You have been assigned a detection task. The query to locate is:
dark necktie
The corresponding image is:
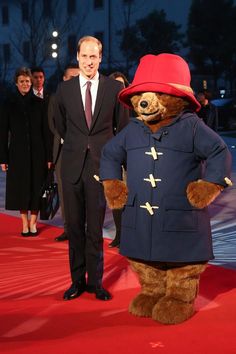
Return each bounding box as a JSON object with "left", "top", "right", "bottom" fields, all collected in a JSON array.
[{"left": 85, "top": 81, "right": 92, "bottom": 128}]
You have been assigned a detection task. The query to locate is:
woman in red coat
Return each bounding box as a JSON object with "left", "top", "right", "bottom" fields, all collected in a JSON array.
[{"left": 0, "top": 67, "right": 53, "bottom": 236}]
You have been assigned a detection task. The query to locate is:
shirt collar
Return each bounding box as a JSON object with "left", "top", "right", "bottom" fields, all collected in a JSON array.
[
  {"left": 80, "top": 71, "right": 99, "bottom": 86},
  {"left": 33, "top": 87, "right": 43, "bottom": 94}
]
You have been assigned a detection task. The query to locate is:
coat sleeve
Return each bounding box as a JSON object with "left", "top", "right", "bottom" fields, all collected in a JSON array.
[
  {"left": 47, "top": 94, "right": 57, "bottom": 136},
  {"left": 194, "top": 119, "right": 232, "bottom": 187},
  {"left": 54, "top": 83, "right": 67, "bottom": 140},
  {"left": 99, "top": 126, "right": 128, "bottom": 180},
  {"left": 0, "top": 101, "right": 9, "bottom": 163},
  {"left": 42, "top": 101, "right": 53, "bottom": 162}
]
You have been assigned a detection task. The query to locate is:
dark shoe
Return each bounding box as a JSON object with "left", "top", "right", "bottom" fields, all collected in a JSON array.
[
  {"left": 55, "top": 232, "right": 68, "bottom": 242},
  {"left": 63, "top": 281, "right": 86, "bottom": 301},
  {"left": 108, "top": 238, "right": 120, "bottom": 248},
  {"left": 30, "top": 230, "right": 38, "bottom": 237},
  {"left": 21, "top": 231, "right": 30, "bottom": 237},
  {"left": 87, "top": 285, "right": 112, "bottom": 301}
]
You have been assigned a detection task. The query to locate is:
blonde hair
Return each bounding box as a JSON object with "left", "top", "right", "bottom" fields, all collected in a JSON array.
[{"left": 77, "top": 36, "right": 102, "bottom": 55}]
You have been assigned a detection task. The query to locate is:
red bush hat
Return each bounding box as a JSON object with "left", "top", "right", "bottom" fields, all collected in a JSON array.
[{"left": 119, "top": 53, "right": 201, "bottom": 111}]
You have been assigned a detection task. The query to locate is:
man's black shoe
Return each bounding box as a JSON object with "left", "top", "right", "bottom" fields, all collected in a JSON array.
[
  {"left": 63, "top": 281, "right": 86, "bottom": 300},
  {"left": 86, "top": 285, "right": 112, "bottom": 301},
  {"left": 108, "top": 238, "right": 120, "bottom": 248},
  {"left": 55, "top": 232, "right": 68, "bottom": 242}
]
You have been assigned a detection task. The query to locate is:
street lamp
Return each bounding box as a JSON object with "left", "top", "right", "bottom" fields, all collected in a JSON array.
[{"left": 51, "top": 30, "right": 59, "bottom": 58}]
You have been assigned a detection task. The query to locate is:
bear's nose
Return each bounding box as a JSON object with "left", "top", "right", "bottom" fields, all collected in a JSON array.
[{"left": 140, "top": 100, "right": 148, "bottom": 108}]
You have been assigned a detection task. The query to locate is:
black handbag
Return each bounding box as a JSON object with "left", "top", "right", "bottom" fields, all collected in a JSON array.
[{"left": 40, "top": 169, "right": 60, "bottom": 220}]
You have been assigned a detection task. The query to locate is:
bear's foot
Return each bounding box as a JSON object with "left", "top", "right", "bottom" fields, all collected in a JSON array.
[
  {"left": 129, "top": 293, "right": 162, "bottom": 318},
  {"left": 152, "top": 296, "right": 195, "bottom": 325}
]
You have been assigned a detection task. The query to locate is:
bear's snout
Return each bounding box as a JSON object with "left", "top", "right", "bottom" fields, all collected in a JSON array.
[{"left": 140, "top": 100, "right": 148, "bottom": 108}]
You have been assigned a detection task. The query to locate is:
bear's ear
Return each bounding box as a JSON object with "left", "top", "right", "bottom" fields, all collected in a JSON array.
[
  {"left": 159, "top": 95, "right": 191, "bottom": 118},
  {"left": 131, "top": 95, "right": 141, "bottom": 110}
]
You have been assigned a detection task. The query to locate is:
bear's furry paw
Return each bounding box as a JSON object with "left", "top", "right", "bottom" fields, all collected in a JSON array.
[
  {"left": 129, "top": 293, "right": 162, "bottom": 318},
  {"left": 187, "top": 179, "right": 223, "bottom": 209},
  {"left": 103, "top": 179, "right": 128, "bottom": 209},
  {"left": 152, "top": 297, "right": 195, "bottom": 325}
]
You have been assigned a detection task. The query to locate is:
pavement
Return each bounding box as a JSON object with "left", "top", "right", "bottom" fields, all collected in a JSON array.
[{"left": 0, "top": 131, "right": 235, "bottom": 269}]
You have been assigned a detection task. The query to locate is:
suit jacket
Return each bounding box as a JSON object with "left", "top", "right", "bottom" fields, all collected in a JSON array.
[
  {"left": 54, "top": 74, "right": 129, "bottom": 183},
  {"left": 198, "top": 102, "right": 218, "bottom": 131}
]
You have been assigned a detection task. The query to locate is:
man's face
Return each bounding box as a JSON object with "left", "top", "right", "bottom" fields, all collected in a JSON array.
[
  {"left": 63, "top": 68, "right": 80, "bottom": 81},
  {"left": 32, "top": 71, "right": 45, "bottom": 90},
  {"left": 197, "top": 93, "right": 206, "bottom": 106},
  {"left": 77, "top": 40, "right": 101, "bottom": 80}
]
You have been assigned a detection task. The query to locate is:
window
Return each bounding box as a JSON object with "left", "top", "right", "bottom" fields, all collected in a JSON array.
[
  {"left": 94, "top": 31, "right": 104, "bottom": 44},
  {"left": 21, "top": 2, "right": 29, "bottom": 22},
  {"left": 94, "top": 0, "right": 103, "bottom": 9},
  {"left": 43, "top": 0, "right": 51, "bottom": 17},
  {"left": 67, "top": 0, "right": 76, "bottom": 14},
  {"left": 23, "top": 41, "right": 30, "bottom": 61},
  {"left": 2, "top": 5, "right": 9, "bottom": 25},
  {"left": 68, "top": 34, "right": 77, "bottom": 58},
  {"left": 3, "top": 43, "right": 10, "bottom": 62}
]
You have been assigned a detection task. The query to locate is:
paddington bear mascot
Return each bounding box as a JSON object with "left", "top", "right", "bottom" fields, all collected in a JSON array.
[{"left": 99, "top": 53, "right": 232, "bottom": 324}]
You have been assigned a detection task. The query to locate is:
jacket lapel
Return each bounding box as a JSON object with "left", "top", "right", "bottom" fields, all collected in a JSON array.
[
  {"left": 73, "top": 76, "right": 89, "bottom": 132},
  {"left": 90, "top": 74, "right": 106, "bottom": 130}
]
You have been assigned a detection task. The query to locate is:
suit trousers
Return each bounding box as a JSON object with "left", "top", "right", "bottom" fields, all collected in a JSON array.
[{"left": 62, "top": 151, "right": 106, "bottom": 287}]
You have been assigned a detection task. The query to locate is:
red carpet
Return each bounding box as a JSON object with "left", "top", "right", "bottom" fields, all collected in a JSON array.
[{"left": 0, "top": 213, "right": 236, "bottom": 354}]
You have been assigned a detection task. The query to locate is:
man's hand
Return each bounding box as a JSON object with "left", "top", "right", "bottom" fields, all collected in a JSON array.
[
  {"left": 47, "top": 162, "right": 54, "bottom": 169},
  {"left": 1, "top": 164, "right": 8, "bottom": 172}
]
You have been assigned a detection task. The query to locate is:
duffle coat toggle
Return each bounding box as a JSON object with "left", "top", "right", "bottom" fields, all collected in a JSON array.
[
  {"left": 145, "top": 146, "right": 163, "bottom": 160},
  {"left": 143, "top": 174, "right": 161, "bottom": 187},
  {"left": 140, "top": 202, "right": 159, "bottom": 215}
]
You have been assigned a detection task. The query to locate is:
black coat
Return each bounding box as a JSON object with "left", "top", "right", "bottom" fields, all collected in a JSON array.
[{"left": 0, "top": 91, "right": 53, "bottom": 210}]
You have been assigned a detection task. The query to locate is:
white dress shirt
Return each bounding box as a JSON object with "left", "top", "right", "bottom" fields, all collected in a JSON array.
[
  {"left": 33, "top": 87, "right": 44, "bottom": 99},
  {"left": 79, "top": 72, "right": 99, "bottom": 115}
]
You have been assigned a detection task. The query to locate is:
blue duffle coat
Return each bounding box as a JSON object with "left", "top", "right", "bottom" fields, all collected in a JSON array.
[{"left": 100, "top": 113, "right": 232, "bottom": 262}]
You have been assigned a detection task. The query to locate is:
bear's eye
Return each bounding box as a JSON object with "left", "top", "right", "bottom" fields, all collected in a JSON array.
[{"left": 140, "top": 100, "right": 148, "bottom": 108}]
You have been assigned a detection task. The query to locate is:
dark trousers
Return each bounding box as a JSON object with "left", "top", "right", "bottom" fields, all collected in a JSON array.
[
  {"left": 112, "top": 209, "right": 122, "bottom": 242},
  {"left": 62, "top": 152, "right": 106, "bottom": 287}
]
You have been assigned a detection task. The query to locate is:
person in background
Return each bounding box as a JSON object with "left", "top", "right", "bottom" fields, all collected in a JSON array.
[
  {"left": 0, "top": 67, "right": 53, "bottom": 236},
  {"left": 109, "top": 71, "right": 129, "bottom": 88},
  {"left": 31, "top": 66, "right": 50, "bottom": 104},
  {"left": 196, "top": 90, "right": 218, "bottom": 131},
  {"left": 48, "top": 64, "right": 80, "bottom": 242},
  {"left": 54, "top": 36, "right": 129, "bottom": 302},
  {"left": 108, "top": 71, "right": 130, "bottom": 248}
]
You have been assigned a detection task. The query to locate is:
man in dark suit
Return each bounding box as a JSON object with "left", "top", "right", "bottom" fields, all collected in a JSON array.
[
  {"left": 31, "top": 66, "right": 50, "bottom": 104},
  {"left": 54, "top": 36, "right": 129, "bottom": 301},
  {"left": 196, "top": 91, "right": 218, "bottom": 131},
  {"left": 48, "top": 65, "right": 80, "bottom": 242}
]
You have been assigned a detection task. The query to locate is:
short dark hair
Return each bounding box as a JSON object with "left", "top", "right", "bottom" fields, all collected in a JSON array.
[
  {"left": 64, "top": 63, "right": 79, "bottom": 74},
  {"left": 109, "top": 71, "right": 129, "bottom": 88},
  {"left": 197, "top": 90, "right": 212, "bottom": 100},
  {"left": 14, "top": 67, "right": 32, "bottom": 83},
  {"left": 31, "top": 66, "right": 45, "bottom": 75}
]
